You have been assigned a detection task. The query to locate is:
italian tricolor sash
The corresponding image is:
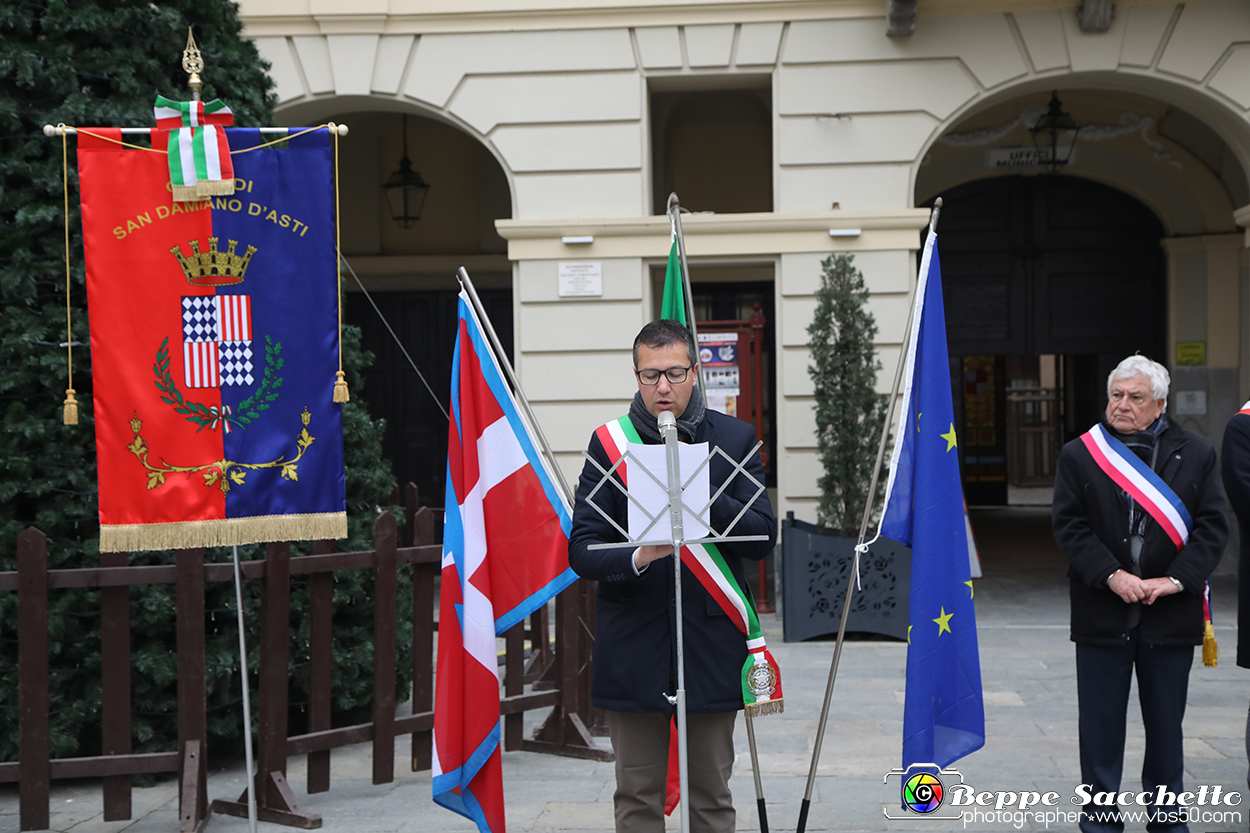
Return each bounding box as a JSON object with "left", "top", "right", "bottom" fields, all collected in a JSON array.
[
  {"left": 1079, "top": 423, "right": 1193, "bottom": 550},
  {"left": 154, "top": 96, "right": 236, "bottom": 201},
  {"left": 594, "top": 415, "right": 783, "bottom": 715}
]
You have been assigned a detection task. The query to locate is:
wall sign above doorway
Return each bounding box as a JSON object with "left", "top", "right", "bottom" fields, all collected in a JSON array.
[{"left": 985, "top": 146, "right": 1081, "bottom": 170}]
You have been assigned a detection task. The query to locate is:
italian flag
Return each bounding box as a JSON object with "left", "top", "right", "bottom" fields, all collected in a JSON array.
[{"left": 660, "top": 218, "right": 687, "bottom": 323}]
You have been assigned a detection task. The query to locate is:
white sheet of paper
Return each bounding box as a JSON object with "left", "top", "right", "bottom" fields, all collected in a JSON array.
[{"left": 626, "top": 442, "right": 711, "bottom": 543}]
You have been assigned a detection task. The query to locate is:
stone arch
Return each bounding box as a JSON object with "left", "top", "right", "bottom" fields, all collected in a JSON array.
[
  {"left": 912, "top": 69, "right": 1250, "bottom": 449},
  {"left": 263, "top": 91, "right": 518, "bottom": 500},
  {"left": 912, "top": 72, "right": 1250, "bottom": 237},
  {"left": 272, "top": 95, "right": 518, "bottom": 222}
]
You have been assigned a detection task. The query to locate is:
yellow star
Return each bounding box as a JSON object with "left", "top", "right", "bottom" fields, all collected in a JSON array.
[
  {"left": 965, "top": 580, "right": 974, "bottom": 598},
  {"left": 941, "top": 423, "right": 958, "bottom": 452},
  {"left": 907, "top": 625, "right": 913, "bottom": 645},
  {"left": 933, "top": 607, "right": 953, "bottom": 635},
  {"left": 916, "top": 412, "right": 922, "bottom": 433}
]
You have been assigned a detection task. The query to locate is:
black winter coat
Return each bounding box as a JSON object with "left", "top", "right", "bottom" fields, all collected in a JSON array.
[
  {"left": 568, "top": 410, "right": 776, "bottom": 713},
  {"left": 1052, "top": 419, "right": 1228, "bottom": 647},
  {"left": 1219, "top": 410, "right": 1250, "bottom": 669}
]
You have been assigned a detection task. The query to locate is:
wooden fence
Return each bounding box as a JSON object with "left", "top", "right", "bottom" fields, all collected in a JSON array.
[{"left": 2, "top": 489, "right": 605, "bottom": 831}]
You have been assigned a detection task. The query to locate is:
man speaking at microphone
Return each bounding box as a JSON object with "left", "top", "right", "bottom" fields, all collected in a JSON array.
[{"left": 569, "top": 319, "right": 777, "bottom": 833}]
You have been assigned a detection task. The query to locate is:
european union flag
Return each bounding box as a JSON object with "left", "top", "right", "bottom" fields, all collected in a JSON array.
[{"left": 878, "top": 231, "right": 985, "bottom": 770}]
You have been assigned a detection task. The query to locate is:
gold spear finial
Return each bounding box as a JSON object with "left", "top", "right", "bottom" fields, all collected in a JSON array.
[{"left": 182, "top": 27, "right": 204, "bottom": 98}]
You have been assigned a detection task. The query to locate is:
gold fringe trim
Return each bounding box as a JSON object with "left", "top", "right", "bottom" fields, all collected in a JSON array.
[
  {"left": 171, "top": 184, "right": 200, "bottom": 202},
  {"left": 195, "top": 179, "right": 235, "bottom": 197},
  {"left": 63, "top": 388, "right": 79, "bottom": 425},
  {"left": 745, "top": 698, "right": 783, "bottom": 718},
  {"left": 100, "top": 512, "right": 347, "bottom": 553},
  {"left": 333, "top": 370, "right": 350, "bottom": 403},
  {"left": 1203, "top": 621, "right": 1218, "bottom": 667}
]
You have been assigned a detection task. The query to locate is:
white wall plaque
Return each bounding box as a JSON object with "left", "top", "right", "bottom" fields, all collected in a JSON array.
[{"left": 558, "top": 261, "right": 603, "bottom": 297}]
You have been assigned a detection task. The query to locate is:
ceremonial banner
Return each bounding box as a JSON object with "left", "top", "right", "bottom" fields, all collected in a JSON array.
[
  {"left": 879, "top": 231, "right": 985, "bottom": 770},
  {"left": 78, "top": 127, "right": 346, "bottom": 552},
  {"left": 434, "top": 291, "right": 577, "bottom": 833}
]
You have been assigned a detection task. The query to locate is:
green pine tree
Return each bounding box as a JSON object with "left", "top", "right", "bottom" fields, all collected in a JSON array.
[
  {"left": 0, "top": 0, "right": 407, "bottom": 763},
  {"left": 806, "top": 253, "right": 888, "bottom": 533}
]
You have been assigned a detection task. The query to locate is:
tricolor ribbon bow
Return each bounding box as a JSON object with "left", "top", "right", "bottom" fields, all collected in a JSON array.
[
  {"left": 154, "top": 95, "right": 235, "bottom": 201},
  {"left": 208, "top": 404, "right": 233, "bottom": 434}
]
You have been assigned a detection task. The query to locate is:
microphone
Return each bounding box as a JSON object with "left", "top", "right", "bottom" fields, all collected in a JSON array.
[{"left": 658, "top": 410, "right": 677, "bottom": 440}]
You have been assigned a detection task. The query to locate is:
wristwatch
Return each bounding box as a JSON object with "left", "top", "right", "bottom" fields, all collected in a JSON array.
[{"left": 1168, "top": 576, "right": 1184, "bottom": 592}]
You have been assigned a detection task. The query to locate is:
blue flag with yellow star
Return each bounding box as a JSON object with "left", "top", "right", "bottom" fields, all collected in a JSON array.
[{"left": 878, "top": 230, "right": 984, "bottom": 770}]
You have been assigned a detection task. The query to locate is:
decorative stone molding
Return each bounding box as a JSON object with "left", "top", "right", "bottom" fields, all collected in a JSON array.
[
  {"left": 937, "top": 107, "right": 1182, "bottom": 168},
  {"left": 495, "top": 209, "right": 930, "bottom": 259},
  {"left": 1230, "top": 204, "right": 1250, "bottom": 246}
]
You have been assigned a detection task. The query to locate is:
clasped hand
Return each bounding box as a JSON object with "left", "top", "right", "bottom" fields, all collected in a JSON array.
[{"left": 1107, "top": 569, "right": 1179, "bottom": 605}]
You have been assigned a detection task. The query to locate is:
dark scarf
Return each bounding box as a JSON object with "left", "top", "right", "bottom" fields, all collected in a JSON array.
[
  {"left": 1107, "top": 413, "right": 1169, "bottom": 466},
  {"left": 628, "top": 383, "right": 706, "bottom": 444},
  {"left": 1107, "top": 413, "right": 1170, "bottom": 538}
]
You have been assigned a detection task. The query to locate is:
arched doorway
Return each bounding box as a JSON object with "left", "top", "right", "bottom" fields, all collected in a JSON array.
[
  {"left": 274, "top": 104, "right": 515, "bottom": 503},
  {"left": 929, "top": 175, "right": 1167, "bottom": 504}
]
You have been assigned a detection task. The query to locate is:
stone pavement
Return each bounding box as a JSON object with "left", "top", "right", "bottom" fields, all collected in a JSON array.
[{"left": 2, "top": 507, "right": 1246, "bottom": 832}]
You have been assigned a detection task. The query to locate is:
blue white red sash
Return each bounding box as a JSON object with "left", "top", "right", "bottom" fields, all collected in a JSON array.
[{"left": 1079, "top": 424, "right": 1193, "bottom": 550}]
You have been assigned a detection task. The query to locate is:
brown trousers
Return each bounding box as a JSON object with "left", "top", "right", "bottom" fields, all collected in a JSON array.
[{"left": 606, "top": 710, "right": 737, "bottom": 833}]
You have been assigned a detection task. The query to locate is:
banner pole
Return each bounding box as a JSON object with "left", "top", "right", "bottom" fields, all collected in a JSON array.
[
  {"left": 231, "top": 545, "right": 258, "bottom": 833},
  {"left": 667, "top": 194, "right": 705, "bottom": 397},
  {"left": 795, "top": 198, "right": 943, "bottom": 833},
  {"left": 745, "top": 710, "right": 769, "bottom": 833},
  {"left": 456, "top": 267, "right": 575, "bottom": 506}
]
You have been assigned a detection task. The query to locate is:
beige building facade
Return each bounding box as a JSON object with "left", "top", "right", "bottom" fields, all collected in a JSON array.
[{"left": 237, "top": 0, "right": 1250, "bottom": 524}]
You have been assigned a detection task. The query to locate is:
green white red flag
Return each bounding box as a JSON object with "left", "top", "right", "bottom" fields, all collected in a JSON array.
[{"left": 660, "top": 218, "right": 687, "bottom": 324}]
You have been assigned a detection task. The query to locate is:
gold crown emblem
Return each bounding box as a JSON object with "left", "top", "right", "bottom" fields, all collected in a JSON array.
[{"left": 169, "top": 237, "right": 256, "bottom": 287}]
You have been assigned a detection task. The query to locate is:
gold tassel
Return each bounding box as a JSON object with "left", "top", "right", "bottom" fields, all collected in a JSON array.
[
  {"left": 63, "top": 388, "right": 78, "bottom": 425},
  {"left": 195, "top": 179, "right": 235, "bottom": 197},
  {"left": 100, "top": 511, "right": 348, "bottom": 552},
  {"left": 745, "top": 698, "right": 784, "bottom": 718},
  {"left": 333, "top": 370, "right": 350, "bottom": 403},
  {"left": 171, "top": 184, "right": 200, "bottom": 202},
  {"left": 1203, "top": 620, "right": 1218, "bottom": 667}
]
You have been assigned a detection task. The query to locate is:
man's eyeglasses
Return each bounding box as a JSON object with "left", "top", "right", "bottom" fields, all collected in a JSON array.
[{"left": 635, "top": 363, "right": 695, "bottom": 386}]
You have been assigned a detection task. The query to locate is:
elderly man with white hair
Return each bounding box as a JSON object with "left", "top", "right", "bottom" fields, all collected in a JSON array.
[{"left": 1053, "top": 355, "right": 1228, "bottom": 833}]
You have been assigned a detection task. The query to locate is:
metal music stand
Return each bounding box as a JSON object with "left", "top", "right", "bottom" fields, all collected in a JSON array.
[{"left": 583, "top": 413, "right": 768, "bottom": 833}]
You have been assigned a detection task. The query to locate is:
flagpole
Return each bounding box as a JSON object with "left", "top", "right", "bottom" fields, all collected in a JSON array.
[
  {"left": 667, "top": 194, "right": 705, "bottom": 398},
  {"left": 794, "top": 197, "right": 942, "bottom": 833},
  {"left": 231, "top": 545, "right": 259, "bottom": 833},
  {"left": 183, "top": 32, "right": 260, "bottom": 833},
  {"left": 667, "top": 194, "right": 772, "bottom": 829},
  {"left": 456, "top": 267, "right": 575, "bottom": 506}
]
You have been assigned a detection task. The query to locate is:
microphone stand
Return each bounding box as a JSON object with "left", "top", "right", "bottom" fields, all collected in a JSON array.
[{"left": 658, "top": 409, "right": 691, "bottom": 833}]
